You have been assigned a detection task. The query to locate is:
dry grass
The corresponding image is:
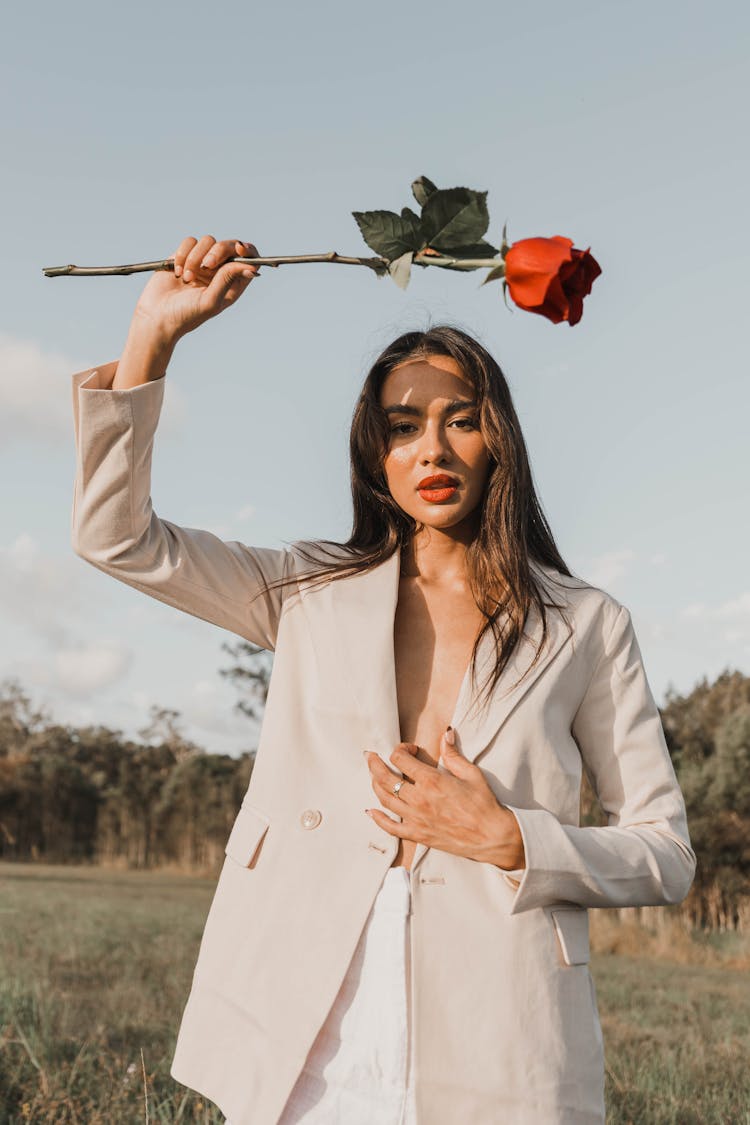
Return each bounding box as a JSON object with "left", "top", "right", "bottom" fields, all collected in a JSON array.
[
  {"left": 1, "top": 861, "right": 748, "bottom": 1124},
  {"left": 0, "top": 861, "right": 222, "bottom": 1123},
  {"left": 590, "top": 905, "right": 750, "bottom": 970}
]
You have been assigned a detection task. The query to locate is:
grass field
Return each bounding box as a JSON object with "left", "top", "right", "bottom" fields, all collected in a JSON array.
[{"left": 1, "top": 862, "right": 748, "bottom": 1124}]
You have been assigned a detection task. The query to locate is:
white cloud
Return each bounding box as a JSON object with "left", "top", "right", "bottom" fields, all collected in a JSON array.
[
  {"left": 680, "top": 592, "right": 750, "bottom": 621},
  {"left": 715, "top": 591, "right": 750, "bottom": 618},
  {"left": 0, "top": 532, "right": 83, "bottom": 645},
  {"left": 17, "top": 639, "right": 132, "bottom": 697},
  {"left": 0, "top": 332, "right": 80, "bottom": 441},
  {"left": 181, "top": 677, "right": 259, "bottom": 739},
  {"left": 54, "top": 642, "right": 133, "bottom": 695},
  {"left": 584, "top": 549, "right": 636, "bottom": 590},
  {"left": 0, "top": 531, "right": 134, "bottom": 695},
  {"left": 0, "top": 331, "right": 187, "bottom": 444}
]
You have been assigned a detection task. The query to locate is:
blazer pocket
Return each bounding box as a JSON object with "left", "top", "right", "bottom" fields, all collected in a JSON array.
[
  {"left": 550, "top": 907, "right": 590, "bottom": 966},
  {"left": 224, "top": 803, "right": 271, "bottom": 869}
]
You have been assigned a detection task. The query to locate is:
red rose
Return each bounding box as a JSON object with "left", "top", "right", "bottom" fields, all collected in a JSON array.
[{"left": 504, "top": 236, "right": 602, "bottom": 326}]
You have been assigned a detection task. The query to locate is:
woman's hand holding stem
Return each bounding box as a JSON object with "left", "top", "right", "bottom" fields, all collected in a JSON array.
[{"left": 112, "top": 235, "right": 261, "bottom": 390}]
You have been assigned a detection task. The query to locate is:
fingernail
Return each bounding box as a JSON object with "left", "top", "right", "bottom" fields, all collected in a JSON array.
[
  {"left": 183, "top": 268, "right": 193, "bottom": 281},
  {"left": 201, "top": 256, "right": 215, "bottom": 268},
  {"left": 445, "top": 726, "right": 455, "bottom": 745},
  {"left": 173, "top": 263, "right": 181, "bottom": 277}
]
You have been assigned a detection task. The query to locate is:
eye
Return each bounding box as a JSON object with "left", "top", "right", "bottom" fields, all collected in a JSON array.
[
  {"left": 450, "top": 416, "right": 478, "bottom": 430},
  {"left": 389, "top": 422, "right": 416, "bottom": 435}
]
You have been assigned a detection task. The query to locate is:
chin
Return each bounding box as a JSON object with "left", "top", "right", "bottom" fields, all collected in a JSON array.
[{"left": 414, "top": 507, "right": 475, "bottom": 531}]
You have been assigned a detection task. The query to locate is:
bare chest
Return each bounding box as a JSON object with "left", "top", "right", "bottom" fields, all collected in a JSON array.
[
  {"left": 389, "top": 577, "right": 486, "bottom": 871},
  {"left": 392, "top": 577, "right": 485, "bottom": 764}
]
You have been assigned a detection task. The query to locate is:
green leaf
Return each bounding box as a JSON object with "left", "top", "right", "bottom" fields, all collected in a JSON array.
[
  {"left": 448, "top": 240, "right": 499, "bottom": 258},
  {"left": 388, "top": 251, "right": 414, "bottom": 290},
  {"left": 500, "top": 219, "right": 510, "bottom": 258},
  {"left": 427, "top": 239, "right": 500, "bottom": 271},
  {"left": 411, "top": 175, "right": 439, "bottom": 208},
  {"left": 401, "top": 206, "right": 421, "bottom": 226},
  {"left": 351, "top": 208, "right": 422, "bottom": 259},
  {"left": 420, "top": 187, "right": 490, "bottom": 252},
  {"left": 480, "top": 263, "right": 506, "bottom": 287}
]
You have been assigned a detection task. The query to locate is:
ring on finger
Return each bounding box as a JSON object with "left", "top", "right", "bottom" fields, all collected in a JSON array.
[{"left": 393, "top": 779, "right": 406, "bottom": 798}]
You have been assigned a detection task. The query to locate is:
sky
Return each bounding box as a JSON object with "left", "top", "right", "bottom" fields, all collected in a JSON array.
[{"left": 1, "top": 0, "right": 748, "bottom": 756}]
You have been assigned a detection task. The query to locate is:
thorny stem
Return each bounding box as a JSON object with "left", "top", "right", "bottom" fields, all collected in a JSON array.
[{"left": 42, "top": 251, "right": 505, "bottom": 278}]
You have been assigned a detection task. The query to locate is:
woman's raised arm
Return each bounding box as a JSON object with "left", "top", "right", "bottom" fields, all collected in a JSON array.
[{"left": 71, "top": 235, "right": 293, "bottom": 652}]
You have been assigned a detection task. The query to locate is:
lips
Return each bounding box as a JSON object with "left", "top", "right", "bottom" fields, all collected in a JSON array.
[
  {"left": 417, "top": 474, "right": 460, "bottom": 504},
  {"left": 417, "top": 474, "right": 460, "bottom": 489}
]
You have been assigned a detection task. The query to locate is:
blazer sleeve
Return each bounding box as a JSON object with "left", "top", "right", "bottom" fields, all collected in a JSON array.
[
  {"left": 503, "top": 601, "right": 697, "bottom": 914},
  {"left": 71, "top": 360, "right": 292, "bottom": 651}
]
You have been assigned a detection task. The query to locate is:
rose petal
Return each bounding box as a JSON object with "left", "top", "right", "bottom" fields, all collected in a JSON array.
[{"left": 505, "top": 237, "right": 574, "bottom": 306}]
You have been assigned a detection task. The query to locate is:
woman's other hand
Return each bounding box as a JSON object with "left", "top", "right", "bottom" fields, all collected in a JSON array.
[
  {"left": 134, "top": 235, "right": 261, "bottom": 349},
  {"left": 363, "top": 731, "right": 526, "bottom": 871}
]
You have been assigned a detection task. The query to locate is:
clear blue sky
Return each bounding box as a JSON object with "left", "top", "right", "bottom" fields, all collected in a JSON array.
[{"left": 1, "top": 0, "right": 748, "bottom": 755}]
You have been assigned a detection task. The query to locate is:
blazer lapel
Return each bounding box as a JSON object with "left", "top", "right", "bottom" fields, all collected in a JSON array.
[
  {"left": 452, "top": 581, "right": 574, "bottom": 766},
  {"left": 301, "top": 548, "right": 403, "bottom": 757}
]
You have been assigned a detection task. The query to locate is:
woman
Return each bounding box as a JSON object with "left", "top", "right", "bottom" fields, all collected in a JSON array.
[{"left": 70, "top": 235, "right": 696, "bottom": 1125}]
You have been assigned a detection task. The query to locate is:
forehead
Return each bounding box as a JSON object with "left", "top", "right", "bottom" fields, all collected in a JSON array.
[{"left": 379, "top": 354, "right": 475, "bottom": 407}]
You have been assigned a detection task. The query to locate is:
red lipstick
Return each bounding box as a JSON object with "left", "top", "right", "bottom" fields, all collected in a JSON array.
[{"left": 417, "top": 473, "right": 459, "bottom": 504}]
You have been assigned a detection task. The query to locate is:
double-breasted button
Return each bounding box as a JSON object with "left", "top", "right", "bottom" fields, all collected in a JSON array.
[{"left": 300, "top": 809, "right": 322, "bottom": 830}]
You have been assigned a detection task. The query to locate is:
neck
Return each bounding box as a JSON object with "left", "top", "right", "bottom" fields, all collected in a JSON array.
[{"left": 400, "top": 522, "right": 478, "bottom": 584}]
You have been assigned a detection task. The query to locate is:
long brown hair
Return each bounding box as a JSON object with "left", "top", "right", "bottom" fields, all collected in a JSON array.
[{"left": 258, "top": 323, "right": 577, "bottom": 709}]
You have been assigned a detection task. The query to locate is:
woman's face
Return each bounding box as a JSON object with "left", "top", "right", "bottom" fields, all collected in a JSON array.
[{"left": 379, "top": 353, "right": 493, "bottom": 533}]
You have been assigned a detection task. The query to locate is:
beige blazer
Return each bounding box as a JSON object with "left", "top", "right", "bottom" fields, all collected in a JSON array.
[{"left": 71, "top": 362, "right": 696, "bottom": 1125}]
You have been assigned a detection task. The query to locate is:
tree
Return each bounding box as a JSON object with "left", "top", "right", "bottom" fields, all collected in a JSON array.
[
  {"left": 219, "top": 640, "right": 273, "bottom": 722},
  {"left": 661, "top": 670, "right": 750, "bottom": 930}
]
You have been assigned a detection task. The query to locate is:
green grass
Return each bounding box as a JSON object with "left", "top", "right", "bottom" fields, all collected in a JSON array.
[
  {"left": 1, "top": 862, "right": 748, "bottom": 1124},
  {"left": 593, "top": 954, "right": 750, "bottom": 1123},
  {"left": 0, "top": 862, "right": 220, "bottom": 1124}
]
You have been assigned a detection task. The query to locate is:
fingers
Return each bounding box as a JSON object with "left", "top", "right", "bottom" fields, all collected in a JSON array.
[
  {"left": 371, "top": 780, "right": 412, "bottom": 817},
  {"left": 181, "top": 234, "right": 217, "bottom": 282},
  {"left": 368, "top": 754, "right": 415, "bottom": 804},
  {"left": 201, "top": 239, "right": 260, "bottom": 274},
  {"left": 167, "top": 234, "right": 262, "bottom": 321},
  {"left": 171, "top": 235, "right": 261, "bottom": 283},
  {"left": 204, "top": 257, "right": 257, "bottom": 308},
  {"left": 389, "top": 745, "right": 435, "bottom": 780},
  {"left": 365, "top": 808, "right": 407, "bottom": 837},
  {"left": 172, "top": 235, "right": 198, "bottom": 279},
  {"left": 234, "top": 239, "right": 260, "bottom": 271}
]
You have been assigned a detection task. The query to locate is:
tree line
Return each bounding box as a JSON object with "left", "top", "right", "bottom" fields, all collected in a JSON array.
[{"left": 1, "top": 646, "right": 748, "bottom": 931}]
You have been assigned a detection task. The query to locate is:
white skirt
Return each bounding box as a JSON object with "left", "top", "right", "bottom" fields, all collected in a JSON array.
[{"left": 228, "top": 865, "right": 416, "bottom": 1124}]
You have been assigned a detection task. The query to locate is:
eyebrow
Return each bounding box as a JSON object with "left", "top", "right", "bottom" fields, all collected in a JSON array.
[{"left": 383, "top": 399, "right": 478, "bottom": 417}]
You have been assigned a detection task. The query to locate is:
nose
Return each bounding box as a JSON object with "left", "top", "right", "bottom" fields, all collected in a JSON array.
[{"left": 418, "top": 420, "right": 451, "bottom": 465}]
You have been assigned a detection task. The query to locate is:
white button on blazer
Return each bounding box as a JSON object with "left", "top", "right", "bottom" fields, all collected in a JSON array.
[{"left": 70, "top": 361, "right": 696, "bottom": 1125}]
